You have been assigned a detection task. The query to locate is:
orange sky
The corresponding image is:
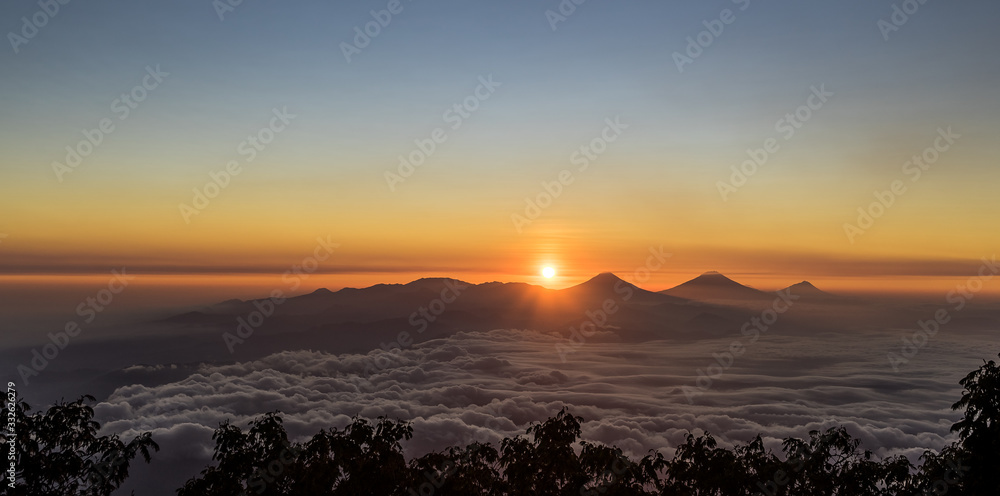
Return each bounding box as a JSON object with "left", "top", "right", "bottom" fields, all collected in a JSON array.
[{"left": 2, "top": 0, "right": 998, "bottom": 304}]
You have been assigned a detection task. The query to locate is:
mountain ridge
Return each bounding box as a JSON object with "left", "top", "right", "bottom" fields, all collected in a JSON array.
[{"left": 207, "top": 271, "right": 833, "bottom": 312}]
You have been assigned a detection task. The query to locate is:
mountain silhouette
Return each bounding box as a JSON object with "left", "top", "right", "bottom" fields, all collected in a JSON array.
[
  {"left": 561, "top": 272, "right": 675, "bottom": 305},
  {"left": 156, "top": 273, "right": 757, "bottom": 352},
  {"left": 661, "top": 271, "right": 770, "bottom": 301},
  {"left": 779, "top": 281, "right": 829, "bottom": 296},
  {"left": 150, "top": 272, "right": 861, "bottom": 361},
  {"left": 66, "top": 271, "right": 895, "bottom": 393}
]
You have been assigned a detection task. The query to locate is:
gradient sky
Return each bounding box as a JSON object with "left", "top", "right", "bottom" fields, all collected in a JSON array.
[{"left": 1, "top": 0, "right": 999, "bottom": 296}]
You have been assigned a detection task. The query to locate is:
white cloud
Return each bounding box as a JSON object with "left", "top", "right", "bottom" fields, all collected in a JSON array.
[{"left": 96, "top": 327, "right": 996, "bottom": 496}]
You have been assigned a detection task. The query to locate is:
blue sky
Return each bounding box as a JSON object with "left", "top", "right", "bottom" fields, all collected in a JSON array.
[
  {"left": 1, "top": 0, "right": 999, "bottom": 290},
  {"left": 4, "top": 0, "right": 996, "bottom": 166}
]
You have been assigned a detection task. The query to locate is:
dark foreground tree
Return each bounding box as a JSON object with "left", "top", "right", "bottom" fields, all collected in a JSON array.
[
  {"left": 12, "top": 353, "right": 1000, "bottom": 495},
  {"left": 1, "top": 395, "right": 158, "bottom": 496},
  {"left": 499, "top": 407, "right": 589, "bottom": 495},
  {"left": 948, "top": 353, "right": 1000, "bottom": 494},
  {"left": 177, "top": 352, "right": 1000, "bottom": 495},
  {"left": 177, "top": 412, "right": 413, "bottom": 496},
  {"left": 907, "top": 444, "right": 969, "bottom": 496},
  {"left": 407, "top": 441, "right": 501, "bottom": 495}
]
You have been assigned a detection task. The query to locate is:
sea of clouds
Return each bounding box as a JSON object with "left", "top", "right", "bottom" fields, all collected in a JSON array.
[{"left": 97, "top": 326, "right": 999, "bottom": 495}]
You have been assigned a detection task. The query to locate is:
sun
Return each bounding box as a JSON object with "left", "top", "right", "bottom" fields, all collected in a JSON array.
[{"left": 542, "top": 266, "right": 556, "bottom": 279}]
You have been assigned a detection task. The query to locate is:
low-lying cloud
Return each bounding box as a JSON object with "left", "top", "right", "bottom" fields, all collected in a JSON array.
[{"left": 93, "top": 326, "right": 999, "bottom": 495}]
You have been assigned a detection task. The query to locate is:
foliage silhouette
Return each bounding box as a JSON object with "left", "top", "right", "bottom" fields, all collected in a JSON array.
[
  {"left": 1, "top": 395, "right": 158, "bottom": 496},
  {"left": 10, "top": 354, "right": 1000, "bottom": 495},
  {"left": 948, "top": 354, "right": 1000, "bottom": 495}
]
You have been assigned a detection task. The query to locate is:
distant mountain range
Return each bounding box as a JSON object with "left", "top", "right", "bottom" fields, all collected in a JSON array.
[
  {"left": 188, "top": 271, "right": 832, "bottom": 322},
  {"left": 154, "top": 272, "right": 841, "bottom": 357},
  {"left": 661, "top": 271, "right": 835, "bottom": 302},
  {"left": 16, "top": 270, "right": 998, "bottom": 407}
]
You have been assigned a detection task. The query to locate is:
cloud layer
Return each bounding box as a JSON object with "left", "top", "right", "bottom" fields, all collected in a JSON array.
[{"left": 95, "top": 326, "right": 1000, "bottom": 495}]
